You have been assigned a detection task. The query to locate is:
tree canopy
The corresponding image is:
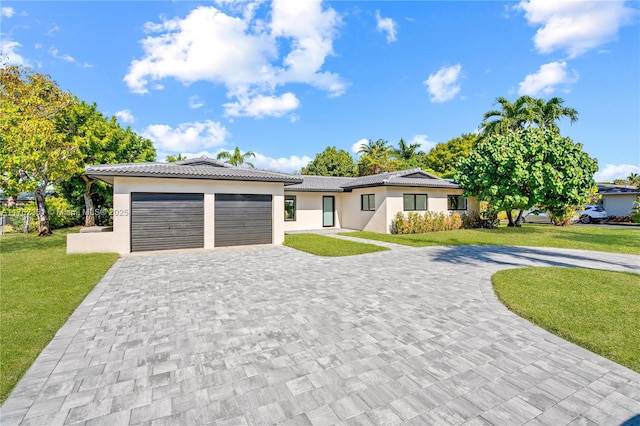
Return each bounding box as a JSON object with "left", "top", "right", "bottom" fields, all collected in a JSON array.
[
  {"left": 301, "top": 146, "right": 356, "bottom": 177},
  {"left": 422, "top": 133, "right": 477, "bottom": 178},
  {"left": 217, "top": 147, "right": 256, "bottom": 167},
  {"left": 0, "top": 65, "right": 79, "bottom": 235},
  {"left": 166, "top": 153, "right": 187, "bottom": 162},
  {"left": 356, "top": 139, "right": 403, "bottom": 176},
  {"left": 456, "top": 128, "right": 597, "bottom": 226}
]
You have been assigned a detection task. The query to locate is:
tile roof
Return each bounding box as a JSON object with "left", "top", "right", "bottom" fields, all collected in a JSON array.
[
  {"left": 86, "top": 156, "right": 303, "bottom": 185},
  {"left": 286, "top": 169, "right": 459, "bottom": 192},
  {"left": 597, "top": 184, "right": 640, "bottom": 195}
]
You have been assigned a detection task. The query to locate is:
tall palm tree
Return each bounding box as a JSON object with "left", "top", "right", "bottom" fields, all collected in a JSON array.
[
  {"left": 394, "top": 138, "right": 421, "bottom": 160},
  {"left": 529, "top": 97, "right": 578, "bottom": 132},
  {"left": 480, "top": 96, "right": 535, "bottom": 136},
  {"left": 358, "top": 139, "right": 392, "bottom": 159},
  {"left": 628, "top": 172, "right": 640, "bottom": 187},
  {"left": 357, "top": 139, "right": 394, "bottom": 176},
  {"left": 216, "top": 147, "right": 256, "bottom": 167}
]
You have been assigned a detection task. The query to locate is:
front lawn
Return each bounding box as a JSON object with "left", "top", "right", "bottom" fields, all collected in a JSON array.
[
  {"left": 493, "top": 267, "right": 640, "bottom": 373},
  {"left": 0, "top": 228, "right": 118, "bottom": 403},
  {"left": 284, "top": 233, "right": 388, "bottom": 256},
  {"left": 341, "top": 224, "right": 640, "bottom": 255}
]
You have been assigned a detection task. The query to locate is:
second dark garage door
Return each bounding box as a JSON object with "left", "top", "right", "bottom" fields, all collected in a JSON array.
[{"left": 215, "top": 194, "right": 272, "bottom": 247}]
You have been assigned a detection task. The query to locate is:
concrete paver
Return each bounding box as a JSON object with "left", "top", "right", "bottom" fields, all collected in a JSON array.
[{"left": 2, "top": 242, "right": 639, "bottom": 425}]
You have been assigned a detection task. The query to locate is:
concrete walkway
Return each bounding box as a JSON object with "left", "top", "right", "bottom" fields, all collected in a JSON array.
[{"left": 2, "top": 242, "right": 640, "bottom": 425}]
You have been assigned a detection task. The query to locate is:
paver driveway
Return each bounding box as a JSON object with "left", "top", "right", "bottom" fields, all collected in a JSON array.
[{"left": 2, "top": 242, "right": 640, "bottom": 425}]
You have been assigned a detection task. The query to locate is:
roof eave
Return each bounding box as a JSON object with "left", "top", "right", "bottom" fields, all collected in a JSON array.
[{"left": 86, "top": 172, "right": 303, "bottom": 185}]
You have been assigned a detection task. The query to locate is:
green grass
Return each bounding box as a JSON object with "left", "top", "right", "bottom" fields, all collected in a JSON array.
[
  {"left": 341, "top": 224, "right": 640, "bottom": 255},
  {"left": 0, "top": 228, "right": 118, "bottom": 403},
  {"left": 284, "top": 233, "right": 389, "bottom": 256},
  {"left": 493, "top": 267, "right": 640, "bottom": 373}
]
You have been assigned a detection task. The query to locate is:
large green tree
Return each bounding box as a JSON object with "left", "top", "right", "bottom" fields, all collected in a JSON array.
[
  {"left": 217, "top": 147, "right": 256, "bottom": 167},
  {"left": 301, "top": 146, "right": 356, "bottom": 177},
  {"left": 57, "top": 101, "right": 156, "bottom": 226},
  {"left": 456, "top": 128, "right": 597, "bottom": 227},
  {"left": 423, "top": 133, "right": 477, "bottom": 178},
  {"left": 357, "top": 139, "right": 401, "bottom": 176},
  {"left": 0, "top": 65, "right": 79, "bottom": 235},
  {"left": 394, "top": 138, "right": 421, "bottom": 161}
]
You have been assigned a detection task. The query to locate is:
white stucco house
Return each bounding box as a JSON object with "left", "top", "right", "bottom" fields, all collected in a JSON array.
[
  {"left": 67, "top": 157, "right": 478, "bottom": 254},
  {"left": 597, "top": 184, "right": 639, "bottom": 217}
]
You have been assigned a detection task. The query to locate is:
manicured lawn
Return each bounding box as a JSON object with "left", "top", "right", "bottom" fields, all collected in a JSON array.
[
  {"left": 284, "top": 233, "right": 388, "bottom": 256},
  {"left": 0, "top": 228, "right": 118, "bottom": 403},
  {"left": 341, "top": 224, "right": 640, "bottom": 255},
  {"left": 493, "top": 267, "right": 640, "bottom": 373}
]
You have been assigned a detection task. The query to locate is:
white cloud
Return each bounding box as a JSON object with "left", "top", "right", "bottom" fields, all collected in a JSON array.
[
  {"left": 48, "top": 46, "right": 92, "bottom": 68},
  {"left": 46, "top": 24, "right": 59, "bottom": 36},
  {"left": 594, "top": 164, "right": 640, "bottom": 182},
  {"left": 518, "top": 61, "right": 578, "bottom": 96},
  {"left": 1, "top": 7, "right": 15, "bottom": 18},
  {"left": 0, "top": 39, "right": 28, "bottom": 66},
  {"left": 124, "top": 2, "right": 345, "bottom": 118},
  {"left": 424, "top": 64, "right": 462, "bottom": 103},
  {"left": 188, "top": 95, "right": 205, "bottom": 109},
  {"left": 410, "top": 134, "right": 437, "bottom": 152},
  {"left": 351, "top": 138, "right": 369, "bottom": 154},
  {"left": 376, "top": 10, "right": 397, "bottom": 43},
  {"left": 115, "top": 110, "right": 135, "bottom": 124},
  {"left": 517, "top": 0, "right": 637, "bottom": 58},
  {"left": 252, "top": 152, "right": 311, "bottom": 173},
  {"left": 142, "top": 120, "right": 230, "bottom": 152},
  {"left": 224, "top": 91, "right": 299, "bottom": 118}
]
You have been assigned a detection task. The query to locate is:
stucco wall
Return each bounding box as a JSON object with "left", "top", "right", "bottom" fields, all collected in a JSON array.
[
  {"left": 602, "top": 194, "right": 637, "bottom": 217},
  {"left": 67, "top": 177, "right": 285, "bottom": 254},
  {"left": 341, "top": 187, "right": 389, "bottom": 233},
  {"left": 283, "top": 192, "right": 343, "bottom": 231}
]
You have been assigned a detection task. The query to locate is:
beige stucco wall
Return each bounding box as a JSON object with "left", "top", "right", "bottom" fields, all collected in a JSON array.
[
  {"left": 67, "top": 177, "right": 284, "bottom": 254},
  {"left": 283, "top": 192, "right": 343, "bottom": 231},
  {"left": 602, "top": 194, "right": 637, "bottom": 217},
  {"left": 341, "top": 187, "right": 389, "bottom": 233}
]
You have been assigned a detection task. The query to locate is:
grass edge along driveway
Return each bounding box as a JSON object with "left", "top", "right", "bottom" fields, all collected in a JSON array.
[
  {"left": 341, "top": 224, "right": 640, "bottom": 255},
  {"left": 284, "top": 233, "right": 389, "bottom": 256},
  {"left": 493, "top": 267, "right": 640, "bottom": 373},
  {"left": 0, "top": 228, "right": 118, "bottom": 403}
]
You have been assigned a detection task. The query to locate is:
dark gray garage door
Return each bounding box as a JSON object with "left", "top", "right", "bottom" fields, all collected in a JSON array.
[
  {"left": 215, "top": 194, "right": 272, "bottom": 247},
  {"left": 131, "top": 193, "right": 204, "bottom": 252}
]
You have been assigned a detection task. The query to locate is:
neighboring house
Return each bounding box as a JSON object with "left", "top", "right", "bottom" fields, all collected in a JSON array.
[
  {"left": 67, "top": 157, "right": 477, "bottom": 254},
  {"left": 597, "top": 184, "right": 639, "bottom": 217},
  {"left": 0, "top": 192, "right": 35, "bottom": 207}
]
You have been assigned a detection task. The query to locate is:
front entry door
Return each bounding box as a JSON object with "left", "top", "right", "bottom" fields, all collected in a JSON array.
[{"left": 323, "top": 196, "right": 335, "bottom": 227}]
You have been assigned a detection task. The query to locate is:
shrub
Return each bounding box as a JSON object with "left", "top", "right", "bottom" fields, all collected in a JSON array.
[
  {"left": 462, "top": 208, "right": 499, "bottom": 229},
  {"left": 46, "top": 197, "right": 83, "bottom": 229},
  {"left": 632, "top": 196, "right": 640, "bottom": 224},
  {"left": 390, "top": 211, "right": 464, "bottom": 234},
  {"left": 1, "top": 203, "right": 37, "bottom": 233}
]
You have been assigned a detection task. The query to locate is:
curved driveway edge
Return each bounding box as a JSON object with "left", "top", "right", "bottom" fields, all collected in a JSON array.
[{"left": 2, "top": 245, "right": 639, "bottom": 425}]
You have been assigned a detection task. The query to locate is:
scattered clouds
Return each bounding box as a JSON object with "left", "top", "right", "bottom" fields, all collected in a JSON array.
[
  {"left": 516, "top": 0, "right": 638, "bottom": 58},
  {"left": 142, "top": 120, "right": 230, "bottom": 152},
  {"left": 351, "top": 138, "right": 369, "bottom": 154},
  {"left": 224, "top": 91, "right": 299, "bottom": 118},
  {"left": 46, "top": 24, "right": 59, "bottom": 36},
  {"left": 424, "top": 64, "right": 462, "bottom": 103},
  {"left": 0, "top": 39, "right": 28, "bottom": 66},
  {"left": 1, "top": 7, "right": 15, "bottom": 18},
  {"left": 188, "top": 95, "right": 205, "bottom": 109},
  {"left": 115, "top": 110, "right": 135, "bottom": 124},
  {"left": 410, "top": 134, "right": 437, "bottom": 152},
  {"left": 594, "top": 164, "right": 640, "bottom": 182},
  {"left": 252, "top": 152, "right": 312, "bottom": 173},
  {"left": 125, "top": 1, "right": 345, "bottom": 119},
  {"left": 375, "top": 10, "right": 397, "bottom": 43},
  {"left": 49, "top": 46, "right": 92, "bottom": 68},
  {"left": 518, "top": 61, "right": 578, "bottom": 96}
]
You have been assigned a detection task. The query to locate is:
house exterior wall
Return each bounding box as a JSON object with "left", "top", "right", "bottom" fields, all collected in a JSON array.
[
  {"left": 67, "top": 177, "right": 284, "bottom": 254},
  {"left": 602, "top": 194, "right": 638, "bottom": 217},
  {"left": 341, "top": 187, "right": 389, "bottom": 233},
  {"left": 283, "top": 192, "right": 343, "bottom": 231}
]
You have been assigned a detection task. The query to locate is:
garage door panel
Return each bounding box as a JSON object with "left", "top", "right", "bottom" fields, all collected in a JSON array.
[
  {"left": 215, "top": 194, "right": 272, "bottom": 247},
  {"left": 131, "top": 193, "right": 204, "bottom": 252}
]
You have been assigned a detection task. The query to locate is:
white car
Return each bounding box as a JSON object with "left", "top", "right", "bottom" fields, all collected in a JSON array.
[
  {"left": 578, "top": 205, "right": 608, "bottom": 224},
  {"left": 522, "top": 210, "right": 552, "bottom": 224}
]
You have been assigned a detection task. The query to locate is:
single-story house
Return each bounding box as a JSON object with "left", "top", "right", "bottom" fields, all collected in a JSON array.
[
  {"left": 597, "top": 184, "right": 639, "bottom": 217},
  {"left": 67, "top": 157, "right": 478, "bottom": 254}
]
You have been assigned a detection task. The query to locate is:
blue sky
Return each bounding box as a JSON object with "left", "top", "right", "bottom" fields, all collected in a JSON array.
[{"left": 2, "top": 0, "right": 639, "bottom": 181}]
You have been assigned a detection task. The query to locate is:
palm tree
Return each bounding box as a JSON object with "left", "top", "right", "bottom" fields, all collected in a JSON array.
[
  {"left": 358, "top": 139, "right": 392, "bottom": 159},
  {"left": 480, "top": 96, "right": 535, "bottom": 136},
  {"left": 529, "top": 97, "right": 578, "bottom": 132},
  {"left": 166, "top": 153, "right": 187, "bottom": 162},
  {"left": 628, "top": 172, "right": 640, "bottom": 187},
  {"left": 216, "top": 147, "right": 256, "bottom": 167},
  {"left": 394, "top": 138, "right": 421, "bottom": 161}
]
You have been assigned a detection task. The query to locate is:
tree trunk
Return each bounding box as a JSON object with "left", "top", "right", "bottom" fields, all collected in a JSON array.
[
  {"left": 514, "top": 209, "right": 524, "bottom": 227},
  {"left": 34, "top": 186, "right": 52, "bottom": 236},
  {"left": 83, "top": 176, "right": 95, "bottom": 227},
  {"left": 506, "top": 210, "right": 515, "bottom": 227}
]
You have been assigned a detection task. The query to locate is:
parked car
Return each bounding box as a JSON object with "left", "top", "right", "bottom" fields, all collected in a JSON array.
[
  {"left": 522, "top": 210, "right": 552, "bottom": 224},
  {"left": 578, "top": 205, "right": 608, "bottom": 224}
]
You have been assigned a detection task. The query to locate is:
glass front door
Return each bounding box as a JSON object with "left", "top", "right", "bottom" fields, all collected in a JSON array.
[{"left": 322, "top": 196, "right": 334, "bottom": 227}]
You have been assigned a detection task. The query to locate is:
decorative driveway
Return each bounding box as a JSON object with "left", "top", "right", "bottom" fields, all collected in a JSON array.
[{"left": 2, "top": 242, "right": 640, "bottom": 425}]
